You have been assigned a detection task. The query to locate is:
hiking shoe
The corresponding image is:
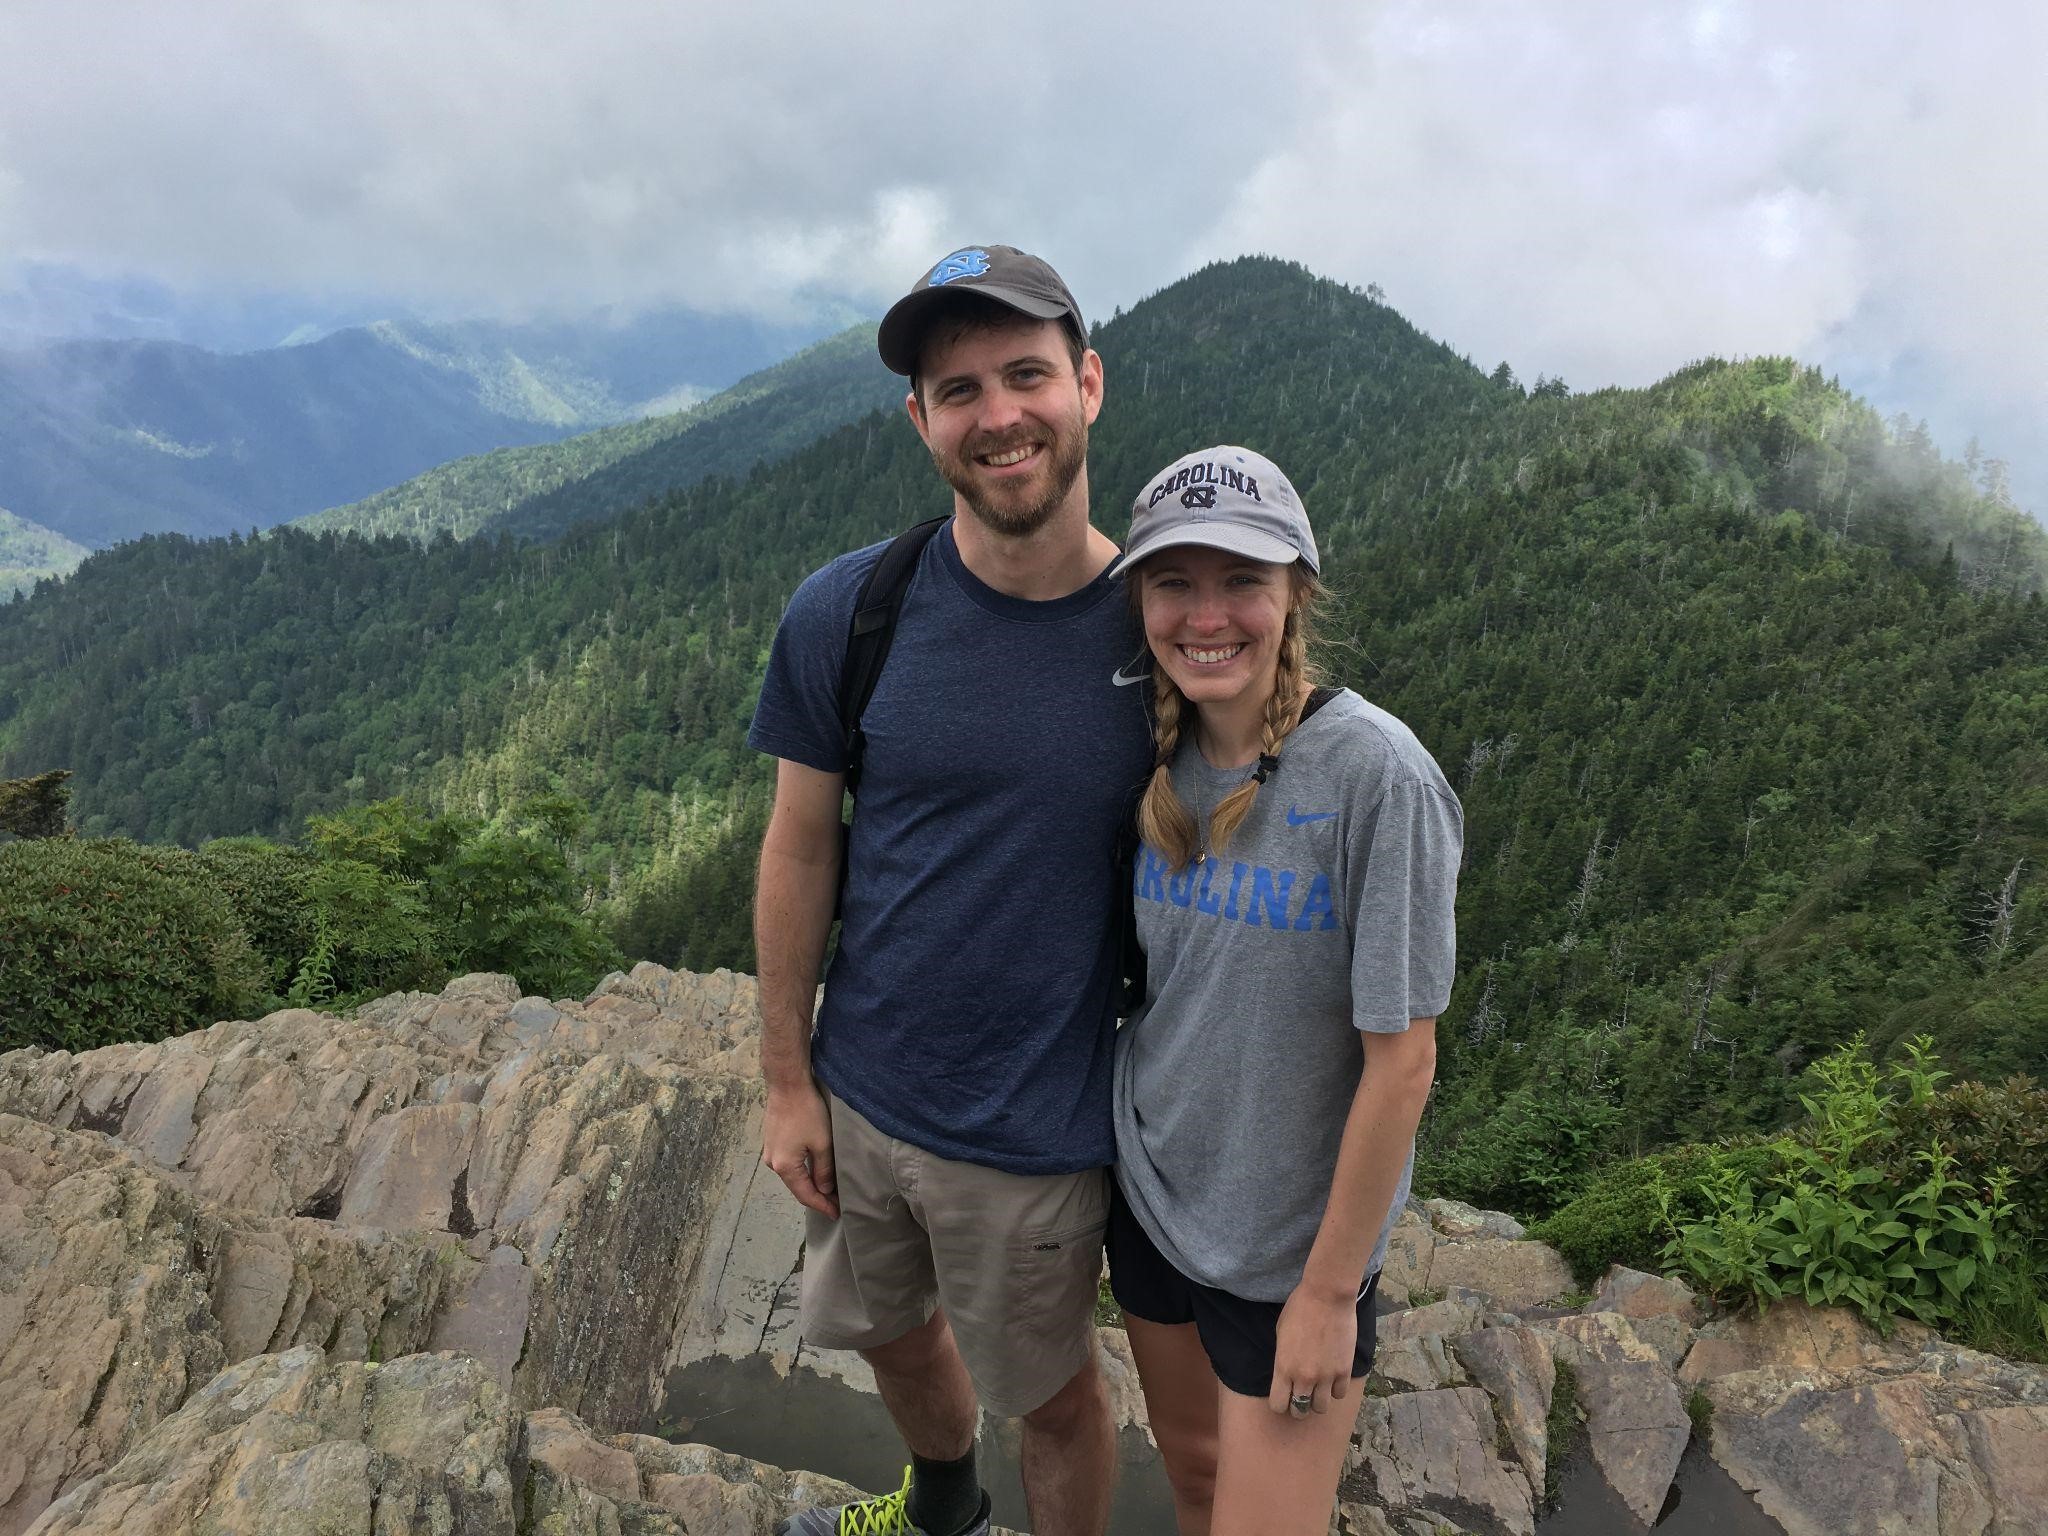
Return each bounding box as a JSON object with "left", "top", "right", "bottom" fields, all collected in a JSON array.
[{"left": 773, "top": 1466, "right": 992, "bottom": 1536}]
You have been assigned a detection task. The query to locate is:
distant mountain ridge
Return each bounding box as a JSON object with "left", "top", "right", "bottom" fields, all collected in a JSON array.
[
  {"left": 0, "top": 507, "right": 87, "bottom": 597},
  {"left": 0, "top": 307, "right": 841, "bottom": 548},
  {"left": 295, "top": 324, "right": 899, "bottom": 545}
]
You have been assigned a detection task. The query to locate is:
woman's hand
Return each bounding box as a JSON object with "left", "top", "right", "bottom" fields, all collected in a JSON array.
[{"left": 1267, "top": 1281, "right": 1358, "bottom": 1418}]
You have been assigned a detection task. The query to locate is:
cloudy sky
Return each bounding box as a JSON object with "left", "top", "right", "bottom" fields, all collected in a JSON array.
[{"left": 3, "top": 0, "right": 2042, "bottom": 512}]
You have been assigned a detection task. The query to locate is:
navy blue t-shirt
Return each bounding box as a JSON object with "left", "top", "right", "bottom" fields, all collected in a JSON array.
[{"left": 748, "top": 519, "right": 1154, "bottom": 1173}]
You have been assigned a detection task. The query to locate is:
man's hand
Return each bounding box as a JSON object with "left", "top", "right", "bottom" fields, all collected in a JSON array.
[{"left": 763, "top": 1082, "right": 839, "bottom": 1219}]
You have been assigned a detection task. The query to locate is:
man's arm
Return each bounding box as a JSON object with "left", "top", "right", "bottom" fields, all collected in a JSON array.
[
  {"left": 755, "top": 757, "right": 847, "bottom": 1218},
  {"left": 1268, "top": 1018, "right": 1438, "bottom": 1415}
]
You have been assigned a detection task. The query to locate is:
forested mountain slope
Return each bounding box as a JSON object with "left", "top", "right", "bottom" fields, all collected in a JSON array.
[
  {"left": 294, "top": 325, "right": 898, "bottom": 544},
  {"left": 0, "top": 508, "right": 88, "bottom": 597},
  {"left": 3, "top": 257, "right": 2041, "bottom": 1187}
]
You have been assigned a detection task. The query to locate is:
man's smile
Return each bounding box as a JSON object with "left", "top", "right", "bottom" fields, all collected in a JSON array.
[{"left": 977, "top": 443, "right": 1042, "bottom": 470}]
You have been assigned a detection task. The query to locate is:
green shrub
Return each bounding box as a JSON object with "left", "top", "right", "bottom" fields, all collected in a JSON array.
[
  {"left": 1423, "top": 1079, "right": 1623, "bottom": 1217},
  {"left": 1530, "top": 1141, "right": 1776, "bottom": 1284},
  {"left": 286, "top": 857, "right": 441, "bottom": 1008},
  {"left": 1658, "top": 1036, "right": 2042, "bottom": 1348},
  {"left": 301, "top": 797, "right": 623, "bottom": 1003},
  {"left": 0, "top": 837, "right": 266, "bottom": 1052},
  {"left": 1888, "top": 1073, "right": 2048, "bottom": 1237},
  {"left": 194, "top": 837, "right": 321, "bottom": 994}
]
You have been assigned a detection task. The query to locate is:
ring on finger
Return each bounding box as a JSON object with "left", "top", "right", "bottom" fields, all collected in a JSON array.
[{"left": 1289, "top": 1392, "right": 1314, "bottom": 1416}]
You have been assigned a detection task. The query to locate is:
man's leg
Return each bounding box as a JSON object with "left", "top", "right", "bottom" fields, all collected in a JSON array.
[
  {"left": 862, "top": 1307, "right": 978, "bottom": 1460},
  {"left": 861, "top": 1309, "right": 988, "bottom": 1535},
  {"left": 782, "top": 1096, "right": 989, "bottom": 1536},
  {"left": 1017, "top": 1352, "right": 1115, "bottom": 1536},
  {"left": 916, "top": 1153, "right": 1113, "bottom": 1536}
]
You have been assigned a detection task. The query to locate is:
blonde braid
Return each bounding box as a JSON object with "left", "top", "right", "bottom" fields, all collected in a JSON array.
[
  {"left": 1206, "top": 605, "right": 1313, "bottom": 855},
  {"left": 1137, "top": 676, "right": 1203, "bottom": 872}
]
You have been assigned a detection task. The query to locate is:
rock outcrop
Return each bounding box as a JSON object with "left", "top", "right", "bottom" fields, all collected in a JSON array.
[
  {"left": 1377, "top": 1202, "right": 1575, "bottom": 1311},
  {"left": 1684, "top": 1301, "right": 2048, "bottom": 1536},
  {"left": 5, "top": 966, "right": 2045, "bottom": 1536},
  {"left": 0, "top": 966, "right": 765, "bottom": 1532},
  {"left": 24, "top": 1345, "right": 889, "bottom": 1536}
]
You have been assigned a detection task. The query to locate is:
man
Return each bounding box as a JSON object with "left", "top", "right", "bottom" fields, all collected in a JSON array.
[{"left": 747, "top": 245, "right": 1154, "bottom": 1536}]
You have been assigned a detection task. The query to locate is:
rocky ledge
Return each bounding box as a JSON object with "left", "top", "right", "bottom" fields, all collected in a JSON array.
[{"left": 1, "top": 966, "right": 2043, "bottom": 1535}]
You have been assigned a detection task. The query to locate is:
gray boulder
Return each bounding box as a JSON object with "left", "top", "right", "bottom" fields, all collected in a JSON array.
[{"left": 1540, "top": 1312, "right": 1690, "bottom": 1526}]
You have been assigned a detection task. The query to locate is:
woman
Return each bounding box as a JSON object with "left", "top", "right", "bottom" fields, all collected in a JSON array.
[{"left": 1109, "top": 446, "right": 1462, "bottom": 1536}]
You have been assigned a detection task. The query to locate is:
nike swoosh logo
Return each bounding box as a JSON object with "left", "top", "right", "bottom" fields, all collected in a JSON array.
[
  {"left": 1111, "top": 666, "right": 1150, "bottom": 687},
  {"left": 1287, "top": 807, "right": 1338, "bottom": 826}
]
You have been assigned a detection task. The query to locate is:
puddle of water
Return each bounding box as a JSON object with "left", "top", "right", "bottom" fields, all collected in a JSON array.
[
  {"left": 654, "top": 1353, "right": 1180, "bottom": 1533},
  {"left": 1539, "top": 1437, "right": 1784, "bottom": 1535},
  {"left": 655, "top": 1354, "right": 1785, "bottom": 1535}
]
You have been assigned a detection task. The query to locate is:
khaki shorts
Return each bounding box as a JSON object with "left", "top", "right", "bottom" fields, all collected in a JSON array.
[{"left": 799, "top": 1092, "right": 1109, "bottom": 1418}]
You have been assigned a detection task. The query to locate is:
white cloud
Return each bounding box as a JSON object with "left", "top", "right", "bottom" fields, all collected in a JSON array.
[
  {"left": 1182, "top": 2, "right": 2042, "bottom": 506},
  {"left": 1, "top": 0, "right": 2042, "bottom": 509},
  {"left": 0, "top": 0, "right": 1326, "bottom": 318}
]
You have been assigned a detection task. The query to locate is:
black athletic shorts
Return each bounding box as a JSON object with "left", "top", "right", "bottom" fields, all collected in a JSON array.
[{"left": 1106, "top": 1181, "right": 1381, "bottom": 1399}]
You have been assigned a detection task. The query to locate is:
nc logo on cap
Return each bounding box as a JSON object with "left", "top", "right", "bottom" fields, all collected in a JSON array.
[
  {"left": 929, "top": 248, "right": 991, "bottom": 286},
  {"left": 1181, "top": 486, "right": 1218, "bottom": 509}
]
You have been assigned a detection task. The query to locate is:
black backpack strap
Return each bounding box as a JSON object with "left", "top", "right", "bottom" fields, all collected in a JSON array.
[
  {"left": 838, "top": 516, "right": 946, "bottom": 795},
  {"left": 1299, "top": 684, "right": 1340, "bottom": 726}
]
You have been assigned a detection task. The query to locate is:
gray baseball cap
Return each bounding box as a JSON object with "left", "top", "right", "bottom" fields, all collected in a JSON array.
[
  {"left": 877, "top": 244, "right": 1087, "bottom": 376},
  {"left": 1112, "top": 445, "right": 1320, "bottom": 576}
]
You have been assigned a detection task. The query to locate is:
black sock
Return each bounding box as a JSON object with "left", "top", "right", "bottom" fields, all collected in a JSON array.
[{"left": 907, "top": 1446, "right": 983, "bottom": 1536}]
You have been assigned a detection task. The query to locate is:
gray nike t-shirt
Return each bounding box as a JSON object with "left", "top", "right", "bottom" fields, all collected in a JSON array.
[{"left": 1113, "top": 689, "right": 1463, "bottom": 1302}]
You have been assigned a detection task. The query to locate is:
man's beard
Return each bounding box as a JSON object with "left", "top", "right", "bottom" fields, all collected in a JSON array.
[{"left": 933, "top": 418, "right": 1089, "bottom": 538}]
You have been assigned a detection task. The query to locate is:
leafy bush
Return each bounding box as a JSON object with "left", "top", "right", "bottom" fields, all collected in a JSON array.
[
  {"left": 1530, "top": 1141, "right": 1776, "bottom": 1284},
  {"left": 1423, "top": 1022, "right": 1626, "bottom": 1217},
  {"left": 0, "top": 838, "right": 266, "bottom": 1052},
  {"left": 1888, "top": 1073, "right": 2048, "bottom": 1236},
  {"left": 193, "top": 837, "right": 321, "bottom": 994},
  {"left": 1657, "top": 1036, "right": 2045, "bottom": 1354},
  {"left": 286, "top": 857, "right": 440, "bottom": 1008},
  {"left": 297, "top": 797, "right": 623, "bottom": 1004}
]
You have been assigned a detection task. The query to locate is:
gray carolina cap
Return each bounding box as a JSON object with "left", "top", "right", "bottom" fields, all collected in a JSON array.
[
  {"left": 877, "top": 245, "right": 1086, "bottom": 376},
  {"left": 1112, "top": 445, "right": 1320, "bottom": 576}
]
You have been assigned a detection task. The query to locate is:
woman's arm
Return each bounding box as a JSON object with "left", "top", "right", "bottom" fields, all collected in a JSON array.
[{"left": 1267, "top": 1017, "right": 1438, "bottom": 1416}]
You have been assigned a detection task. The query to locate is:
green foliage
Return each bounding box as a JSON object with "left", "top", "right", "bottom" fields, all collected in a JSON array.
[
  {"left": 0, "top": 794, "right": 623, "bottom": 1046},
  {"left": 303, "top": 797, "right": 624, "bottom": 1002},
  {"left": 1887, "top": 1071, "right": 2048, "bottom": 1236},
  {"left": 286, "top": 856, "right": 437, "bottom": 1007},
  {"left": 1543, "top": 1357, "right": 1581, "bottom": 1511},
  {"left": 1685, "top": 1389, "right": 1713, "bottom": 1440},
  {"left": 0, "top": 769, "right": 71, "bottom": 839},
  {"left": 1529, "top": 1142, "right": 1776, "bottom": 1284},
  {"left": 0, "top": 838, "right": 266, "bottom": 1051},
  {"left": 1658, "top": 1037, "right": 2045, "bottom": 1353},
  {"left": 1424, "top": 1081, "right": 1614, "bottom": 1214},
  {"left": 192, "top": 837, "right": 320, "bottom": 994}
]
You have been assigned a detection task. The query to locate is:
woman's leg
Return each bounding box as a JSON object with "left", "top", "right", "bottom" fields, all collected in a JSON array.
[
  {"left": 1209, "top": 1386, "right": 1360, "bottom": 1536},
  {"left": 1121, "top": 1313, "right": 1222, "bottom": 1536}
]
